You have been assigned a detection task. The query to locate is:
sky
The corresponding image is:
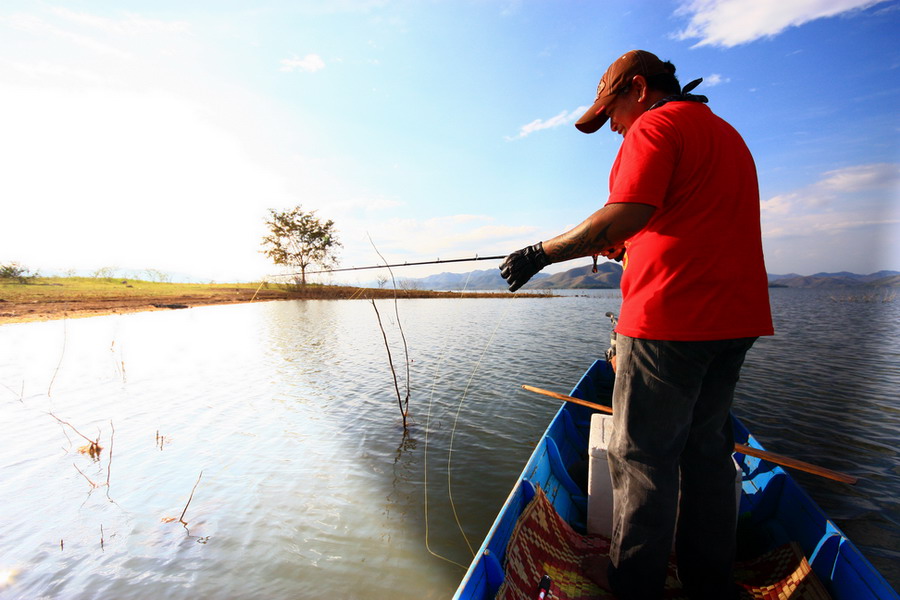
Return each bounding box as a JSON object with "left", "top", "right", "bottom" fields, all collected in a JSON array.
[{"left": 0, "top": 0, "right": 898, "bottom": 284}]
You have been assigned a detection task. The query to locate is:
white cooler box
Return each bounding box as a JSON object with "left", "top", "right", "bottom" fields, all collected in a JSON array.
[{"left": 587, "top": 413, "right": 742, "bottom": 539}]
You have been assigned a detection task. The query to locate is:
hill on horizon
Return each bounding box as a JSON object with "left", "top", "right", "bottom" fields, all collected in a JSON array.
[
  {"left": 768, "top": 270, "right": 900, "bottom": 288},
  {"left": 387, "top": 265, "right": 900, "bottom": 291}
]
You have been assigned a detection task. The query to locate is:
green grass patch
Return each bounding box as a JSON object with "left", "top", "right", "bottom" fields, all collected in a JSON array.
[{"left": 0, "top": 277, "right": 277, "bottom": 301}]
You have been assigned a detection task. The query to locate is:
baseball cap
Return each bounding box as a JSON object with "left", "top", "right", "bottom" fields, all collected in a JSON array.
[{"left": 574, "top": 50, "right": 670, "bottom": 134}]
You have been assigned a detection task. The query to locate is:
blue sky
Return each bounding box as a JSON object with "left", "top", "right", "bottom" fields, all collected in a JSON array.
[{"left": 0, "top": 0, "right": 897, "bottom": 283}]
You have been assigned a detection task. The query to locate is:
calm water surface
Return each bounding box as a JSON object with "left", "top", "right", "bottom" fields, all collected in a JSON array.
[{"left": 0, "top": 288, "right": 897, "bottom": 598}]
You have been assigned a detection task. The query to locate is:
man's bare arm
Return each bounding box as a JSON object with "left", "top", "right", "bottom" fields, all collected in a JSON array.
[{"left": 542, "top": 203, "right": 655, "bottom": 263}]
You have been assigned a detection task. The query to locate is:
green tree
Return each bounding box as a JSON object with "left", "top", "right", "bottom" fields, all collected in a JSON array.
[
  {"left": 0, "top": 262, "right": 36, "bottom": 283},
  {"left": 261, "top": 206, "right": 342, "bottom": 285}
]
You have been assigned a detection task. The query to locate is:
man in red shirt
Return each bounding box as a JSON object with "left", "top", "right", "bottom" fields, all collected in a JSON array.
[{"left": 500, "top": 50, "right": 773, "bottom": 599}]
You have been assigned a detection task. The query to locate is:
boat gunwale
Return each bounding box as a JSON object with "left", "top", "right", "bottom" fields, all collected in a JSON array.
[{"left": 453, "top": 359, "right": 898, "bottom": 600}]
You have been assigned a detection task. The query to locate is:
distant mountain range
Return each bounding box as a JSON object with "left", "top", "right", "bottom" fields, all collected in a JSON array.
[
  {"left": 392, "top": 265, "right": 900, "bottom": 291},
  {"left": 767, "top": 270, "right": 900, "bottom": 288}
]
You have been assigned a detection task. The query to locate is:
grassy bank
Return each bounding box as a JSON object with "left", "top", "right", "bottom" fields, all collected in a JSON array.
[
  {"left": 1, "top": 277, "right": 269, "bottom": 302},
  {"left": 0, "top": 277, "right": 544, "bottom": 324}
]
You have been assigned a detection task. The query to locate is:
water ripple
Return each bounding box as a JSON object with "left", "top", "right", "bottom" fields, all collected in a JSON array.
[{"left": 0, "top": 289, "right": 897, "bottom": 596}]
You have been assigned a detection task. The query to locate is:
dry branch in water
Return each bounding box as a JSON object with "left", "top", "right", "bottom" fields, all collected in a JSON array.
[
  {"left": 163, "top": 471, "right": 204, "bottom": 526},
  {"left": 106, "top": 420, "right": 114, "bottom": 488},
  {"left": 110, "top": 340, "right": 127, "bottom": 383},
  {"left": 57, "top": 417, "right": 114, "bottom": 492},
  {"left": 73, "top": 462, "right": 100, "bottom": 488},
  {"left": 367, "top": 236, "right": 412, "bottom": 430},
  {"left": 179, "top": 471, "right": 203, "bottom": 524},
  {"left": 48, "top": 411, "right": 103, "bottom": 458},
  {"left": 155, "top": 430, "right": 170, "bottom": 451},
  {"left": 370, "top": 299, "right": 409, "bottom": 429},
  {"left": 47, "top": 320, "right": 67, "bottom": 397},
  {"left": 2, "top": 381, "right": 24, "bottom": 403}
]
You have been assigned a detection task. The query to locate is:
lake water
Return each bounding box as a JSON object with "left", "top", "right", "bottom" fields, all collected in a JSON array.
[{"left": 0, "top": 287, "right": 897, "bottom": 598}]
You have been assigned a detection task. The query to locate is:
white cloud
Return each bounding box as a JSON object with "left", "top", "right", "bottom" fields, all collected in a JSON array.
[
  {"left": 336, "top": 214, "right": 536, "bottom": 273},
  {"left": 0, "top": 6, "right": 198, "bottom": 96},
  {"left": 760, "top": 163, "right": 900, "bottom": 272},
  {"left": 247, "top": 159, "right": 520, "bottom": 279},
  {"left": 674, "top": 0, "right": 888, "bottom": 47},
  {"left": 1, "top": 7, "right": 189, "bottom": 68},
  {"left": 280, "top": 53, "right": 326, "bottom": 73},
  {"left": 3, "top": 59, "right": 108, "bottom": 84},
  {"left": 0, "top": 7, "right": 394, "bottom": 282},
  {"left": 47, "top": 7, "right": 189, "bottom": 36},
  {"left": 817, "top": 163, "right": 899, "bottom": 193},
  {"left": 760, "top": 193, "right": 796, "bottom": 216},
  {"left": 3, "top": 12, "right": 132, "bottom": 59},
  {"left": 320, "top": 218, "right": 533, "bottom": 285},
  {"left": 507, "top": 106, "right": 589, "bottom": 140},
  {"left": 0, "top": 85, "right": 292, "bottom": 281},
  {"left": 0, "top": 7, "right": 298, "bottom": 282},
  {"left": 761, "top": 163, "right": 899, "bottom": 221},
  {"left": 329, "top": 195, "right": 404, "bottom": 213},
  {"left": 702, "top": 73, "right": 729, "bottom": 86}
]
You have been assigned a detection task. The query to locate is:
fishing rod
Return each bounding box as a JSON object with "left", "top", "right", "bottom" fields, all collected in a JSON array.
[{"left": 295, "top": 254, "right": 507, "bottom": 276}]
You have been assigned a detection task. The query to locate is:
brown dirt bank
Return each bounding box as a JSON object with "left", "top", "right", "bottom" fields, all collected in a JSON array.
[{"left": 0, "top": 281, "right": 546, "bottom": 325}]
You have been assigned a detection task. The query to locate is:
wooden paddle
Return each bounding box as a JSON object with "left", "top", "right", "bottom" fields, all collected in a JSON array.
[{"left": 522, "top": 384, "right": 858, "bottom": 485}]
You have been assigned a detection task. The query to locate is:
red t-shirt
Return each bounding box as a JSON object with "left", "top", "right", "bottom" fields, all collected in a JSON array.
[{"left": 607, "top": 101, "right": 774, "bottom": 341}]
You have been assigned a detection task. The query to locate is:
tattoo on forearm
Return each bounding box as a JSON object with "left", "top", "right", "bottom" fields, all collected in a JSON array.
[{"left": 554, "top": 222, "right": 613, "bottom": 260}]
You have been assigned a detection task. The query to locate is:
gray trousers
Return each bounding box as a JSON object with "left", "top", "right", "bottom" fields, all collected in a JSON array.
[{"left": 607, "top": 335, "right": 757, "bottom": 600}]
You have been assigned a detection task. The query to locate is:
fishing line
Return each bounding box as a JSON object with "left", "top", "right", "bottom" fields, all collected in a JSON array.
[
  {"left": 249, "top": 280, "right": 266, "bottom": 302},
  {"left": 328, "top": 241, "right": 510, "bottom": 567},
  {"left": 347, "top": 286, "right": 367, "bottom": 301},
  {"left": 423, "top": 269, "right": 513, "bottom": 566},
  {"left": 446, "top": 304, "right": 509, "bottom": 557},
  {"left": 423, "top": 269, "right": 477, "bottom": 568}
]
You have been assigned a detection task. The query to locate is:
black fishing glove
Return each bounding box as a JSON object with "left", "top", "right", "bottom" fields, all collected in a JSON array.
[{"left": 499, "top": 242, "right": 550, "bottom": 292}]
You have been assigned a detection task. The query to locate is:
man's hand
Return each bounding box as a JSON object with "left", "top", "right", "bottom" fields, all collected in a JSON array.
[
  {"left": 599, "top": 244, "right": 626, "bottom": 262},
  {"left": 499, "top": 242, "right": 550, "bottom": 292}
]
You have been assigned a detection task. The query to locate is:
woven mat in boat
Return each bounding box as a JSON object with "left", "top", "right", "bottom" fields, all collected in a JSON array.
[
  {"left": 495, "top": 487, "right": 831, "bottom": 600},
  {"left": 734, "top": 541, "right": 831, "bottom": 599}
]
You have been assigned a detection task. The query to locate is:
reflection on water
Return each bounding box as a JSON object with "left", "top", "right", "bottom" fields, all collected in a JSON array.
[
  {"left": 0, "top": 289, "right": 897, "bottom": 598},
  {"left": 734, "top": 288, "right": 900, "bottom": 588}
]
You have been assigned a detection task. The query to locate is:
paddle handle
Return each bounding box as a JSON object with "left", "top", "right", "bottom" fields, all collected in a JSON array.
[
  {"left": 731, "top": 443, "right": 857, "bottom": 485},
  {"left": 521, "top": 385, "right": 858, "bottom": 485}
]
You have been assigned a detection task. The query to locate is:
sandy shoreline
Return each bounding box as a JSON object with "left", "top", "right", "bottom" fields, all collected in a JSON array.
[
  {"left": 0, "top": 288, "right": 287, "bottom": 324},
  {"left": 0, "top": 284, "right": 534, "bottom": 325}
]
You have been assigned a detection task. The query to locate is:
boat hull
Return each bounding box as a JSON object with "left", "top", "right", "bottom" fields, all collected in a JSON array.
[{"left": 453, "top": 359, "right": 897, "bottom": 599}]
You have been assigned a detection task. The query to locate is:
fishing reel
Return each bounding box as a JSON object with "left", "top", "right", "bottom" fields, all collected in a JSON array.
[{"left": 605, "top": 312, "right": 618, "bottom": 365}]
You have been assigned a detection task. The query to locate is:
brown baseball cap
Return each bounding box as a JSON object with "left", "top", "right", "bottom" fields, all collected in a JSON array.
[{"left": 575, "top": 50, "right": 670, "bottom": 134}]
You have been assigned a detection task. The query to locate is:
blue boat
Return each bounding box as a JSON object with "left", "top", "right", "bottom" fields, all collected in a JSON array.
[{"left": 453, "top": 359, "right": 898, "bottom": 600}]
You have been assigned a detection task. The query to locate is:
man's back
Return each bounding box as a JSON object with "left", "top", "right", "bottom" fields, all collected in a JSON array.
[{"left": 607, "top": 101, "right": 773, "bottom": 341}]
